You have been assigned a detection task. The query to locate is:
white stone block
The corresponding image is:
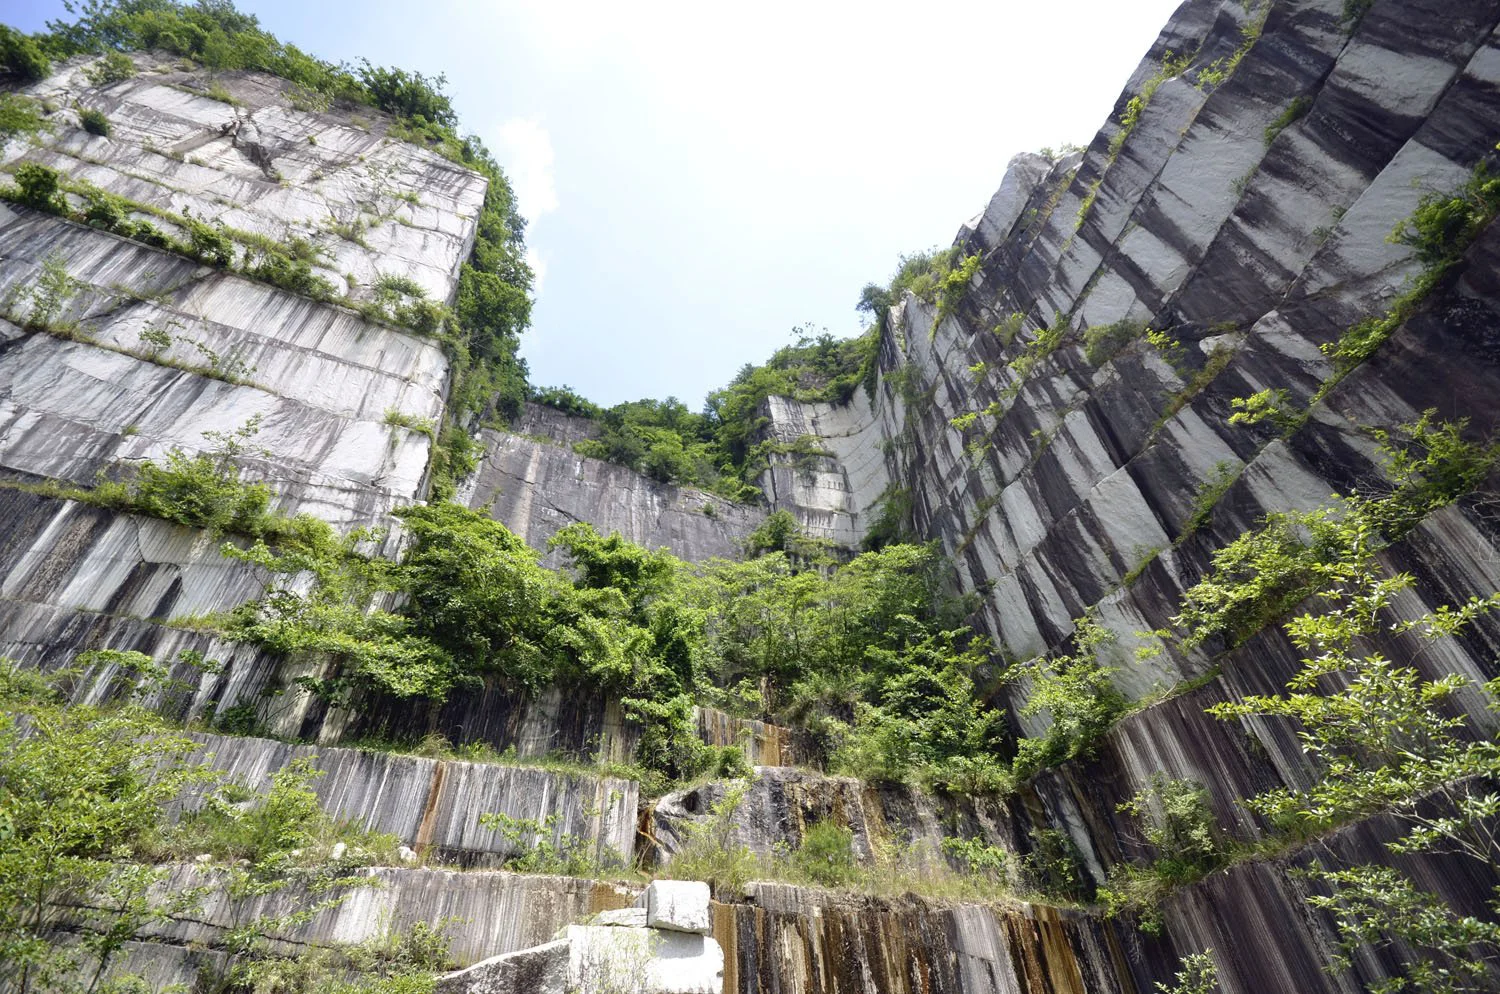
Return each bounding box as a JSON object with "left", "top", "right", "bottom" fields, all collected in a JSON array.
[
  {"left": 567, "top": 925, "right": 723, "bottom": 994},
  {"left": 643, "top": 880, "right": 712, "bottom": 935},
  {"left": 435, "top": 939, "right": 568, "bottom": 994},
  {"left": 593, "top": 907, "right": 648, "bottom": 928}
]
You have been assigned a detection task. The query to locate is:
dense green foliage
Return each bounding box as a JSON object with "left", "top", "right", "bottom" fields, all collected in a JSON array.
[
  {"left": 857, "top": 246, "right": 971, "bottom": 325},
  {"left": 665, "top": 781, "right": 1017, "bottom": 902},
  {"left": 0, "top": 660, "right": 429, "bottom": 994},
  {"left": 222, "top": 491, "right": 1005, "bottom": 791},
  {"left": 0, "top": 23, "right": 51, "bottom": 80},
  {"left": 1008, "top": 615, "right": 1126, "bottom": 783},
  {"left": 76, "top": 106, "right": 111, "bottom": 136},
  {"left": 1082, "top": 317, "right": 1146, "bottom": 365},
  {"left": 1172, "top": 412, "right": 1496, "bottom": 652},
  {"left": 1321, "top": 156, "right": 1499, "bottom": 384}
]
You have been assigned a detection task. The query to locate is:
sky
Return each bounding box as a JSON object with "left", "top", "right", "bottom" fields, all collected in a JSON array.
[{"left": 7, "top": 0, "right": 1186, "bottom": 408}]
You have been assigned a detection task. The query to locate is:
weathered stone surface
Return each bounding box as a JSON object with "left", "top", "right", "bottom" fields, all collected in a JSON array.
[
  {"left": 593, "top": 907, "right": 649, "bottom": 927},
  {"left": 9, "top": 3, "right": 1500, "bottom": 993},
  {"left": 137, "top": 866, "right": 639, "bottom": 967},
  {"left": 568, "top": 924, "right": 724, "bottom": 994},
  {"left": 642, "top": 880, "right": 712, "bottom": 935},
  {"left": 469, "top": 409, "right": 763, "bottom": 566},
  {"left": 5, "top": 51, "right": 485, "bottom": 303},
  {"left": 435, "top": 940, "right": 569, "bottom": 994},
  {"left": 694, "top": 707, "right": 800, "bottom": 767},
  {"left": 649, "top": 768, "right": 1022, "bottom": 874},
  {"left": 0, "top": 214, "right": 447, "bottom": 530},
  {"left": 175, "top": 731, "right": 639, "bottom": 868}
]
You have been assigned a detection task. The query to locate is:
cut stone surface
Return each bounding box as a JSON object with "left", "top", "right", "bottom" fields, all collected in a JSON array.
[
  {"left": 641, "top": 880, "right": 712, "bottom": 935},
  {"left": 434, "top": 939, "right": 568, "bottom": 994},
  {"left": 592, "top": 907, "right": 648, "bottom": 927},
  {"left": 566, "top": 925, "right": 723, "bottom": 994}
]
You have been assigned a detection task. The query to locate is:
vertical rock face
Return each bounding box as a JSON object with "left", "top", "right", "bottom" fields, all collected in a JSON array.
[
  {"left": 467, "top": 406, "right": 764, "bottom": 566},
  {"left": 6, "top": 2, "right": 1500, "bottom": 992},
  {"left": 175, "top": 732, "right": 640, "bottom": 868}
]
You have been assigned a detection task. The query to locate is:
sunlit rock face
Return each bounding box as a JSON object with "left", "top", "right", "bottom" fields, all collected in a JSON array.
[
  {"left": 467, "top": 405, "right": 765, "bottom": 565},
  {"left": 5, "top": 0, "right": 1500, "bottom": 991}
]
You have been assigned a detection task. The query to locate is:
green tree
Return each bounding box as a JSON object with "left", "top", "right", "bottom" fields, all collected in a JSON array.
[
  {"left": 0, "top": 661, "right": 208, "bottom": 994},
  {"left": 1212, "top": 543, "right": 1500, "bottom": 993}
]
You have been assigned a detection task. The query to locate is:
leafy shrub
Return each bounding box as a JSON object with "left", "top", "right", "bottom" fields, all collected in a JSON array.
[
  {"left": 121, "top": 449, "right": 272, "bottom": 532},
  {"left": 8, "top": 162, "right": 68, "bottom": 214},
  {"left": 383, "top": 409, "right": 437, "bottom": 440},
  {"left": 1174, "top": 413, "right": 1494, "bottom": 650},
  {"left": 861, "top": 485, "right": 913, "bottom": 551},
  {"left": 84, "top": 50, "right": 137, "bottom": 84},
  {"left": 933, "top": 252, "right": 981, "bottom": 327},
  {"left": 0, "top": 94, "right": 50, "bottom": 140},
  {"left": 1019, "top": 827, "right": 1091, "bottom": 902},
  {"left": 355, "top": 60, "right": 457, "bottom": 128},
  {"left": 531, "top": 384, "right": 603, "bottom": 419},
  {"left": 1082, "top": 318, "right": 1145, "bottom": 365},
  {"left": 478, "top": 810, "right": 608, "bottom": 876},
  {"left": 665, "top": 782, "right": 760, "bottom": 897},
  {"left": 82, "top": 184, "right": 129, "bottom": 229},
  {"left": 77, "top": 106, "right": 111, "bottom": 136},
  {"left": 1228, "top": 387, "right": 1303, "bottom": 434},
  {"left": 1392, "top": 163, "right": 1500, "bottom": 268},
  {"left": 1108, "top": 51, "right": 1192, "bottom": 158},
  {"left": 180, "top": 211, "right": 234, "bottom": 266},
  {"left": 129, "top": 219, "right": 172, "bottom": 248},
  {"left": 1156, "top": 952, "right": 1219, "bottom": 994},
  {"left": 1118, "top": 775, "right": 1222, "bottom": 880},
  {"left": 94, "top": 416, "right": 273, "bottom": 534},
  {"left": 1263, "top": 95, "right": 1311, "bottom": 145},
  {"left": 246, "top": 250, "right": 337, "bottom": 299},
  {"left": 1010, "top": 615, "right": 1125, "bottom": 782},
  {"left": 0, "top": 24, "right": 50, "bottom": 81},
  {"left": 940, "top": 835, "right": 1010, "bottom": 884},
  {"left": 1182, "top": 460, "right": 1241, "bottom": 536},
  {"left": 791, "top": 820, "right": 858, "bottom": 888},
  {"left": 13, "top": 252, "right": 79, "bottom": 332}
]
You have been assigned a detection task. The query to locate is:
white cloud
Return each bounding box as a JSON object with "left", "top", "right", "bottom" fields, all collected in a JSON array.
[
  {"left": 493, "top": 117, "right": 558, "bottom": 222},
  {"left": 526, "top": 247, "right": 547, "bottom": 296}
]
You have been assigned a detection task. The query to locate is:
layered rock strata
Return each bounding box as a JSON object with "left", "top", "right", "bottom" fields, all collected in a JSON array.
[{"left": 4, "top": 1, "right": 1500, "bottom": 992}]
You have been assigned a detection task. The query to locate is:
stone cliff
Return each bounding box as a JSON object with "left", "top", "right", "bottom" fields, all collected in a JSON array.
[{"left": 3, "top": 0, "right": 1500, "bottom": 991}]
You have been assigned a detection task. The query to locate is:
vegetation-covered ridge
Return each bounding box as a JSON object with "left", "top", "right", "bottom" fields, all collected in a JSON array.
[
  {"left": 524, "top": 243, "right": 990, "bottom": 503},
  {"left": 0, "top": 0, "right": 534, "bottom": 500},
  {"left": 0, "top": 659, "right": 453, "bottom": 994},
  {"left": 532, "top": 326, "right": 879, "bottom": 502}
]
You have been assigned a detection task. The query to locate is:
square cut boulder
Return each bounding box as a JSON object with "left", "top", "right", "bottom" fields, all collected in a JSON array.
[
  {"left": 566, "top": 925, "right": 722, "bottom": 994},
  {"left": 640, "top": 880, "right": 712, "bottom": 935}
]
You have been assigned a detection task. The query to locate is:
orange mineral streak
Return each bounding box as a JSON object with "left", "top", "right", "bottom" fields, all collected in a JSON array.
[
  {"left": 413, "top": 759, "right": 448, "bottom": 855},
  {"left": 712, "top": 900, "right": 739, "bottom": 994}
]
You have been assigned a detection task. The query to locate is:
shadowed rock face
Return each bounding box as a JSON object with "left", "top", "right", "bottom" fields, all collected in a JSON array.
[{"left": 5, "top": 2, "right": 1500, "bottom": 992}]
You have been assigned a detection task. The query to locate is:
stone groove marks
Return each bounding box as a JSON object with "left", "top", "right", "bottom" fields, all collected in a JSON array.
[
  {"left": 471, "top": 415, "right": 763, "bottom": 566},
  {"left": 0, "top": 489, "right": 268, "bottom": 622},
  {"left": 650, "top": 767, "right": 1021, "bottom": 871},
  {"left": 9, "top": 51, "right": 487, "bottom": 301},
  {"left": 137, "top": 865, "right": 638, "bottom": 967},
  {"left": 716, "top": 883, "right": 1106, "bottom": 994},
  {"left": 0, "top": 212, "right": 447, "bottom": 526},
  {"left": 177, "top": 731, "right": 640, "bottom": 868}
]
